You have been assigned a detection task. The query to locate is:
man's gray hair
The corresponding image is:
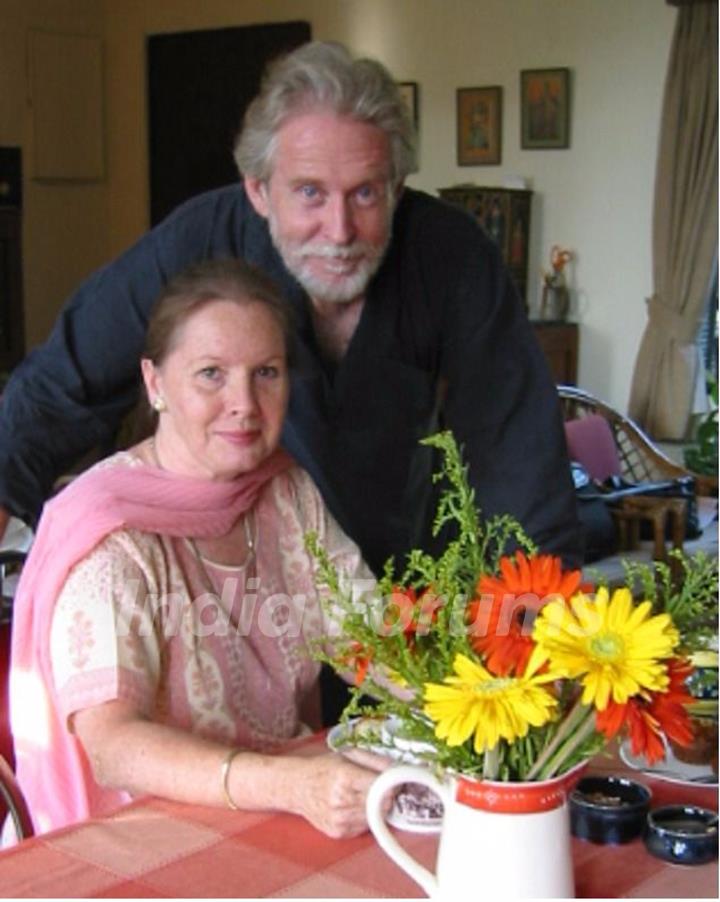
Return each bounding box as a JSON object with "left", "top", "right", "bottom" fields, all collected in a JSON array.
[{"left": 234, "top": 41, "right": 417, "bottom": 185}]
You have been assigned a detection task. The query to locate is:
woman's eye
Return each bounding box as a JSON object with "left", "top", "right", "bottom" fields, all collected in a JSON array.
[
  {"left": 198, "top": 366, "right": 221, "bottom": 381},
  {"left": 256, "top": 365, "right": 280, "bottom": 379}
]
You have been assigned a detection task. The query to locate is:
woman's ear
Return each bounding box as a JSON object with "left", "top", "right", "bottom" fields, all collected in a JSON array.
[
  {"left": 140, "top": 358, "right": 161, "bottom": 406},
  {"left": 244, "top": 176, "right": 270, "bottom": 218}
]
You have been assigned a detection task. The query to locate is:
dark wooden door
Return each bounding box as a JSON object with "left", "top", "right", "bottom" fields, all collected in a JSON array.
[
  {"left": 147, "top": 21, "right": 311, "bottom": 225},
  {"left": 0, "top": 209, "right": 24, "bottom": 372}
]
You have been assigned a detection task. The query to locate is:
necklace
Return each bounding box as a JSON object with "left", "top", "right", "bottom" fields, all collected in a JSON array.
[
  {"left": 189, "top": 513, "right": 255, "bottom": 574},
  {"left": 148, "top": 436, "right": 257, "bottom": 573}
]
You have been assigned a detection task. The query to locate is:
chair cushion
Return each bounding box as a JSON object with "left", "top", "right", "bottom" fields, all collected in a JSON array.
[{"left": 564, "top": 414, "right": 622, "bottom": 482}]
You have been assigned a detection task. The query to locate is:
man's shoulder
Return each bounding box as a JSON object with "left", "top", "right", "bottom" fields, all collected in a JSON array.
[
  {"left": 149, "top": 183, "right": 272, "bottom": 262},
  {"left": 396, "top": 186, "right": 487, "bottom": 238},
  {"left": 160, "top": 183, "right": 249, "bottom": 226}
]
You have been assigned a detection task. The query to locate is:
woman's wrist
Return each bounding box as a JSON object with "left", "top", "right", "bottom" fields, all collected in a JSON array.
[
  {"left": 220, "top": 748, "right": 242, "bottom": 809},
  {"left": 225, "top": 751, "right": 308, "bottom": 815}
]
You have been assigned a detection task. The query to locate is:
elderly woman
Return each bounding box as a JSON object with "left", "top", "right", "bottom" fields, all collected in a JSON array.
[{"left": 9, "top": 259, "right": 384, "bottom": 839}]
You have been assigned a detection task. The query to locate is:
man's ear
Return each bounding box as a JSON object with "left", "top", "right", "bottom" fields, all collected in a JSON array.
[
  {"left": 244, "top": 176, "right": 270, "bottom": 218},
  {"left": 393, "top": 180, "right": 406, "bottom": 205}
]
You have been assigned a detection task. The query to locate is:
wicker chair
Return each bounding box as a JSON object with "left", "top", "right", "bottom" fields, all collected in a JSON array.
[
  {"left": 558, "top": 385, "right": 717, "bottom": 498},
  {"left": 0, "top": 753, "right": 33, "bottom": 841}
]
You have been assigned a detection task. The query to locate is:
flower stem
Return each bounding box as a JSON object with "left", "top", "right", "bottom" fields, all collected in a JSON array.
[
  {"left": 483, "top": 744, "right": 500, "bottom": 781},
  {"left": 526, "top": 697, "right": 589, "bottom": 780},
  {"left": 537, "top": 707, "right": 597, "bottom": 780}
]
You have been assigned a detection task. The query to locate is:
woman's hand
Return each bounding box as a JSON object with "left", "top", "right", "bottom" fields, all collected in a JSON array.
[
  {"left": 74, "top": 698, "right": 392, "bottom": 838},
  {"left": 289, "top": 752, "right": 392, "bottom": 839}
]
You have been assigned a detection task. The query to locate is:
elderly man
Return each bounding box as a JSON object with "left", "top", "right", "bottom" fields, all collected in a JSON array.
[{"left": 0, "top": 41, "right": 579, "bottom": 576}]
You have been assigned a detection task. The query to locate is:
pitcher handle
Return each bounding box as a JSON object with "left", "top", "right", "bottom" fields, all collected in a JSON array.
[{"left": 366, "top": 765, "right": 450, "bottom": 897}]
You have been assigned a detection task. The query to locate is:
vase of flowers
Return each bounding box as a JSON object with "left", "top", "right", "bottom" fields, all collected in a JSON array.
[
  {"left": 307, "top": 432, "right": 695, "bottom": 898},
  {"left": 366, "top": 760, "right": 584, "bottom": 898},
  {"left": 540, "top": 245, "right": 573, "bottom": 320}
]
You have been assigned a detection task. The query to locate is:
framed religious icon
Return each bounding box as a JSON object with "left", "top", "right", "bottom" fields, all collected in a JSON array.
[
  {"left": 521, "top": 68, "right": 570, "bottom": 149},
  {"left": 456, "top": 86, "right": 502, "bottom": 165}
]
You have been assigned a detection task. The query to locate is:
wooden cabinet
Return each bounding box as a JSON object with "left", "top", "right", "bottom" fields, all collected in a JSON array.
[
  {"left": 0, "top": 209, "right": 24, "bottom": 371},
  {"left": 437, "top": 184, "right": 577, "bottom": 384},
  {"left": 531, "top": 321, "right": 578, "bottom": 385},
  {"left": 438, "top": 184, "right": 532, "bottom": 305}
]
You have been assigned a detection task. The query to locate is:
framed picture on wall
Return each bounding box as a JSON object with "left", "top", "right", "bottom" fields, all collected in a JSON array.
[
  {"left": 520, "top": 68, "right": 570, "bottom": 149},
  {"left": 398, "top": 81, "right": 419, "bottom": 129},
  {"left": 456, "top": 86, "right": 502, "bottom": 165}
]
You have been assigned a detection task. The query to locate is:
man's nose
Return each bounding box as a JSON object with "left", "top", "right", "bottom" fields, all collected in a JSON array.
[{"left": 323, "top": 195, "right": 356, "bottom": 245}]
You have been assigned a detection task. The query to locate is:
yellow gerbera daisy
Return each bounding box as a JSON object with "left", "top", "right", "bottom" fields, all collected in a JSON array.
[
  {"left": 530, "top": 587, "right": 679, "bottom": 711},
  {"left": 423, "top": 653, "right": 558, "bottom": 753}
]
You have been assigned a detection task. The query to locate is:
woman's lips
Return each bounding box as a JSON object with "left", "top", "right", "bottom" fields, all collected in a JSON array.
[{"left": 216, "top": 429, "right": 260, "bottom": 446}]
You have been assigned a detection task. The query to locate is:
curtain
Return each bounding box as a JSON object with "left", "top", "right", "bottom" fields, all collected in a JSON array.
[{"left": 628, "top": 1, "right": 718, "bottom": 438}]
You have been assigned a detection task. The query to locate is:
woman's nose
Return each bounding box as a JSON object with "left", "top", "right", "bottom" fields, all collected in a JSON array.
[{"left": 227, "top": 375, "right": 259, "bottom": 417}]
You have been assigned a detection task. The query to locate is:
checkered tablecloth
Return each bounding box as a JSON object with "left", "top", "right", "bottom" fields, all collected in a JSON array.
[{"left": 0, "top": 738, "right": 716, "bottom": 898}]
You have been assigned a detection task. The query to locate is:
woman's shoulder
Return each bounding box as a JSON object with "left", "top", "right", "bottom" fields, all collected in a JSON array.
[
  {"left": 58, "top": 450, "right": 145, "bottom": 493},
  {"left": 90, "top": 449, "right": 145, "bottom": 473},
  {"left": 67, "top": 527, "right": 163, "bottom": 579},
  {"left": 263, "top": 464, "right": 327, "bottom": 529},
  {"left": 57, "top": 528, "right": 162, "bottom": 611}
]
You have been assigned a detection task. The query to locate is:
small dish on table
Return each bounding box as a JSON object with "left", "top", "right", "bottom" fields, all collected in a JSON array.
[
  {"left": 570, "top": 775, "right": 651, "bottom": 844},
  {"left": 620, "top": 738, "right": 718, "bottom": 787},
  {"left": 644, "top": 805, "right": 719, "bottom": 865},
  {"left": 327, "top": 716, "right": 443, "bottom": 833}
]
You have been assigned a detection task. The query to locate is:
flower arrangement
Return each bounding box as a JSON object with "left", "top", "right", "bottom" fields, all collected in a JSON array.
[
  {"left": 307, "top": 432, "right": 697, "bottom": 781},
  {"left": 596, "top": 551, "right": 718, "bottom": 766},
  {"left": 543, "top": 244, "right": 573, "bottom": 288},
  {"left": 540, "top": 245, "right": 573, "bottom": 319}
]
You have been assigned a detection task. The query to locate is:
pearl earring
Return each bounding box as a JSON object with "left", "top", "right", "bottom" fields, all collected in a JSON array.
[{"left": 152, "top": 396, "right": 167, "bottom": 413}]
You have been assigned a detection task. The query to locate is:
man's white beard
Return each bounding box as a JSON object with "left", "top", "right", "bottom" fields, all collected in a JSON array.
[{"left": 268, "top": 210, "right": 392, "bottom": 304}]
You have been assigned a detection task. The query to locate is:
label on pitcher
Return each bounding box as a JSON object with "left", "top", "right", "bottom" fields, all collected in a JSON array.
[{"left": 456, "top": 766, "right": 585, "bottom": 814}]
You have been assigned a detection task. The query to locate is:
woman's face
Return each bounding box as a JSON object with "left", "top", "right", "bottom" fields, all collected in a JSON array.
[{"left": 142, "top": 298, "right": 289, "bottom": 480}]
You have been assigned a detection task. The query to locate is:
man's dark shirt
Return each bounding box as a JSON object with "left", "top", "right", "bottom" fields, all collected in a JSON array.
[{"left": 0, "top": 185, "right": 581, "bottom": 572}]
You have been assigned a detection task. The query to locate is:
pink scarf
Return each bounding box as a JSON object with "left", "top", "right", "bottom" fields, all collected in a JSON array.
[{"left": 9, "top": 448, "right": 292, "bottom": 834}]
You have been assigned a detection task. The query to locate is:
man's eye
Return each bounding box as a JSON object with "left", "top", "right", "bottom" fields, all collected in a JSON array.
[
  {"left": 355, "top": 183, "right": 387, "bottom": 207},
  {"left": 300, "top": 185, "right": 320, "bottom": 200}
]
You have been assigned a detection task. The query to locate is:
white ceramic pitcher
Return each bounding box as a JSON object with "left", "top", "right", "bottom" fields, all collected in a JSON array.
[{"left": 366, "top": 764, "right": 584, "bottom": 899}]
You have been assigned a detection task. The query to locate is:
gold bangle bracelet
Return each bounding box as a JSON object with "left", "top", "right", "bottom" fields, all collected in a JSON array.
[{"left": 220, "top": 747, "right": 242, "bottom": 811}]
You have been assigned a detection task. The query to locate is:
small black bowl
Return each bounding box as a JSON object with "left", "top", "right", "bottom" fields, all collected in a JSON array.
[
  {"left": 570, "top": 776, "right": 651, "bottom": 844},
  {"left": 644, "top": 805, "right": 718, "bottom": 865}
]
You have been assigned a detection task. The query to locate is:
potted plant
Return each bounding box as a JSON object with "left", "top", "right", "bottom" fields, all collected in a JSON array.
[{"left": 684, "top": 372, "right": 718, "bottom": 480}]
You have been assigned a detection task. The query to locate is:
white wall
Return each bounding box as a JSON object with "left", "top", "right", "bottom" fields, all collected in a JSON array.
[
  {"left": 100, "top": 0, "right": 676, "bottom": 414},
  {"left": 329, "top": 0, "right": 676, "bottom": 411},
  {"left": 9, "top": 0, "right": 676, "bottom": 416}
]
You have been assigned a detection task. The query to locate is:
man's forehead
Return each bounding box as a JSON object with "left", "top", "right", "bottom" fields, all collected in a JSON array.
[{"left": 271, "top": 111, "right": 392, "bottom": 179}]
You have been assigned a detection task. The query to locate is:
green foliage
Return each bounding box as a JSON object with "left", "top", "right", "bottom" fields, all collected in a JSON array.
[
  {"left": 605, "top": 550, "right": 718, "bottom": 651},
  {"left": 306, "top": 431, "right": 546, "bottom": 778},
  {"left": 684, "top": 373, "right": 718, "bottom": 476}
]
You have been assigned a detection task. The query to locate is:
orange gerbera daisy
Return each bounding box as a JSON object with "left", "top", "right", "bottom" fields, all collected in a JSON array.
[
  {"left": 467, "top": 551, "right": 587, "bottom": 676},
  {"left": 382, "top": 586, "right": 441, "bottom": 645},
  {"left": 595, "top": 658, "right": 695, "bottom": 765}
]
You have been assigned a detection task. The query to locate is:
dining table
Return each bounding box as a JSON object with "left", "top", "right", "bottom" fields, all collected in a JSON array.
[{"left": 0, "top": 733, "right": 716, "bottom": 899}]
